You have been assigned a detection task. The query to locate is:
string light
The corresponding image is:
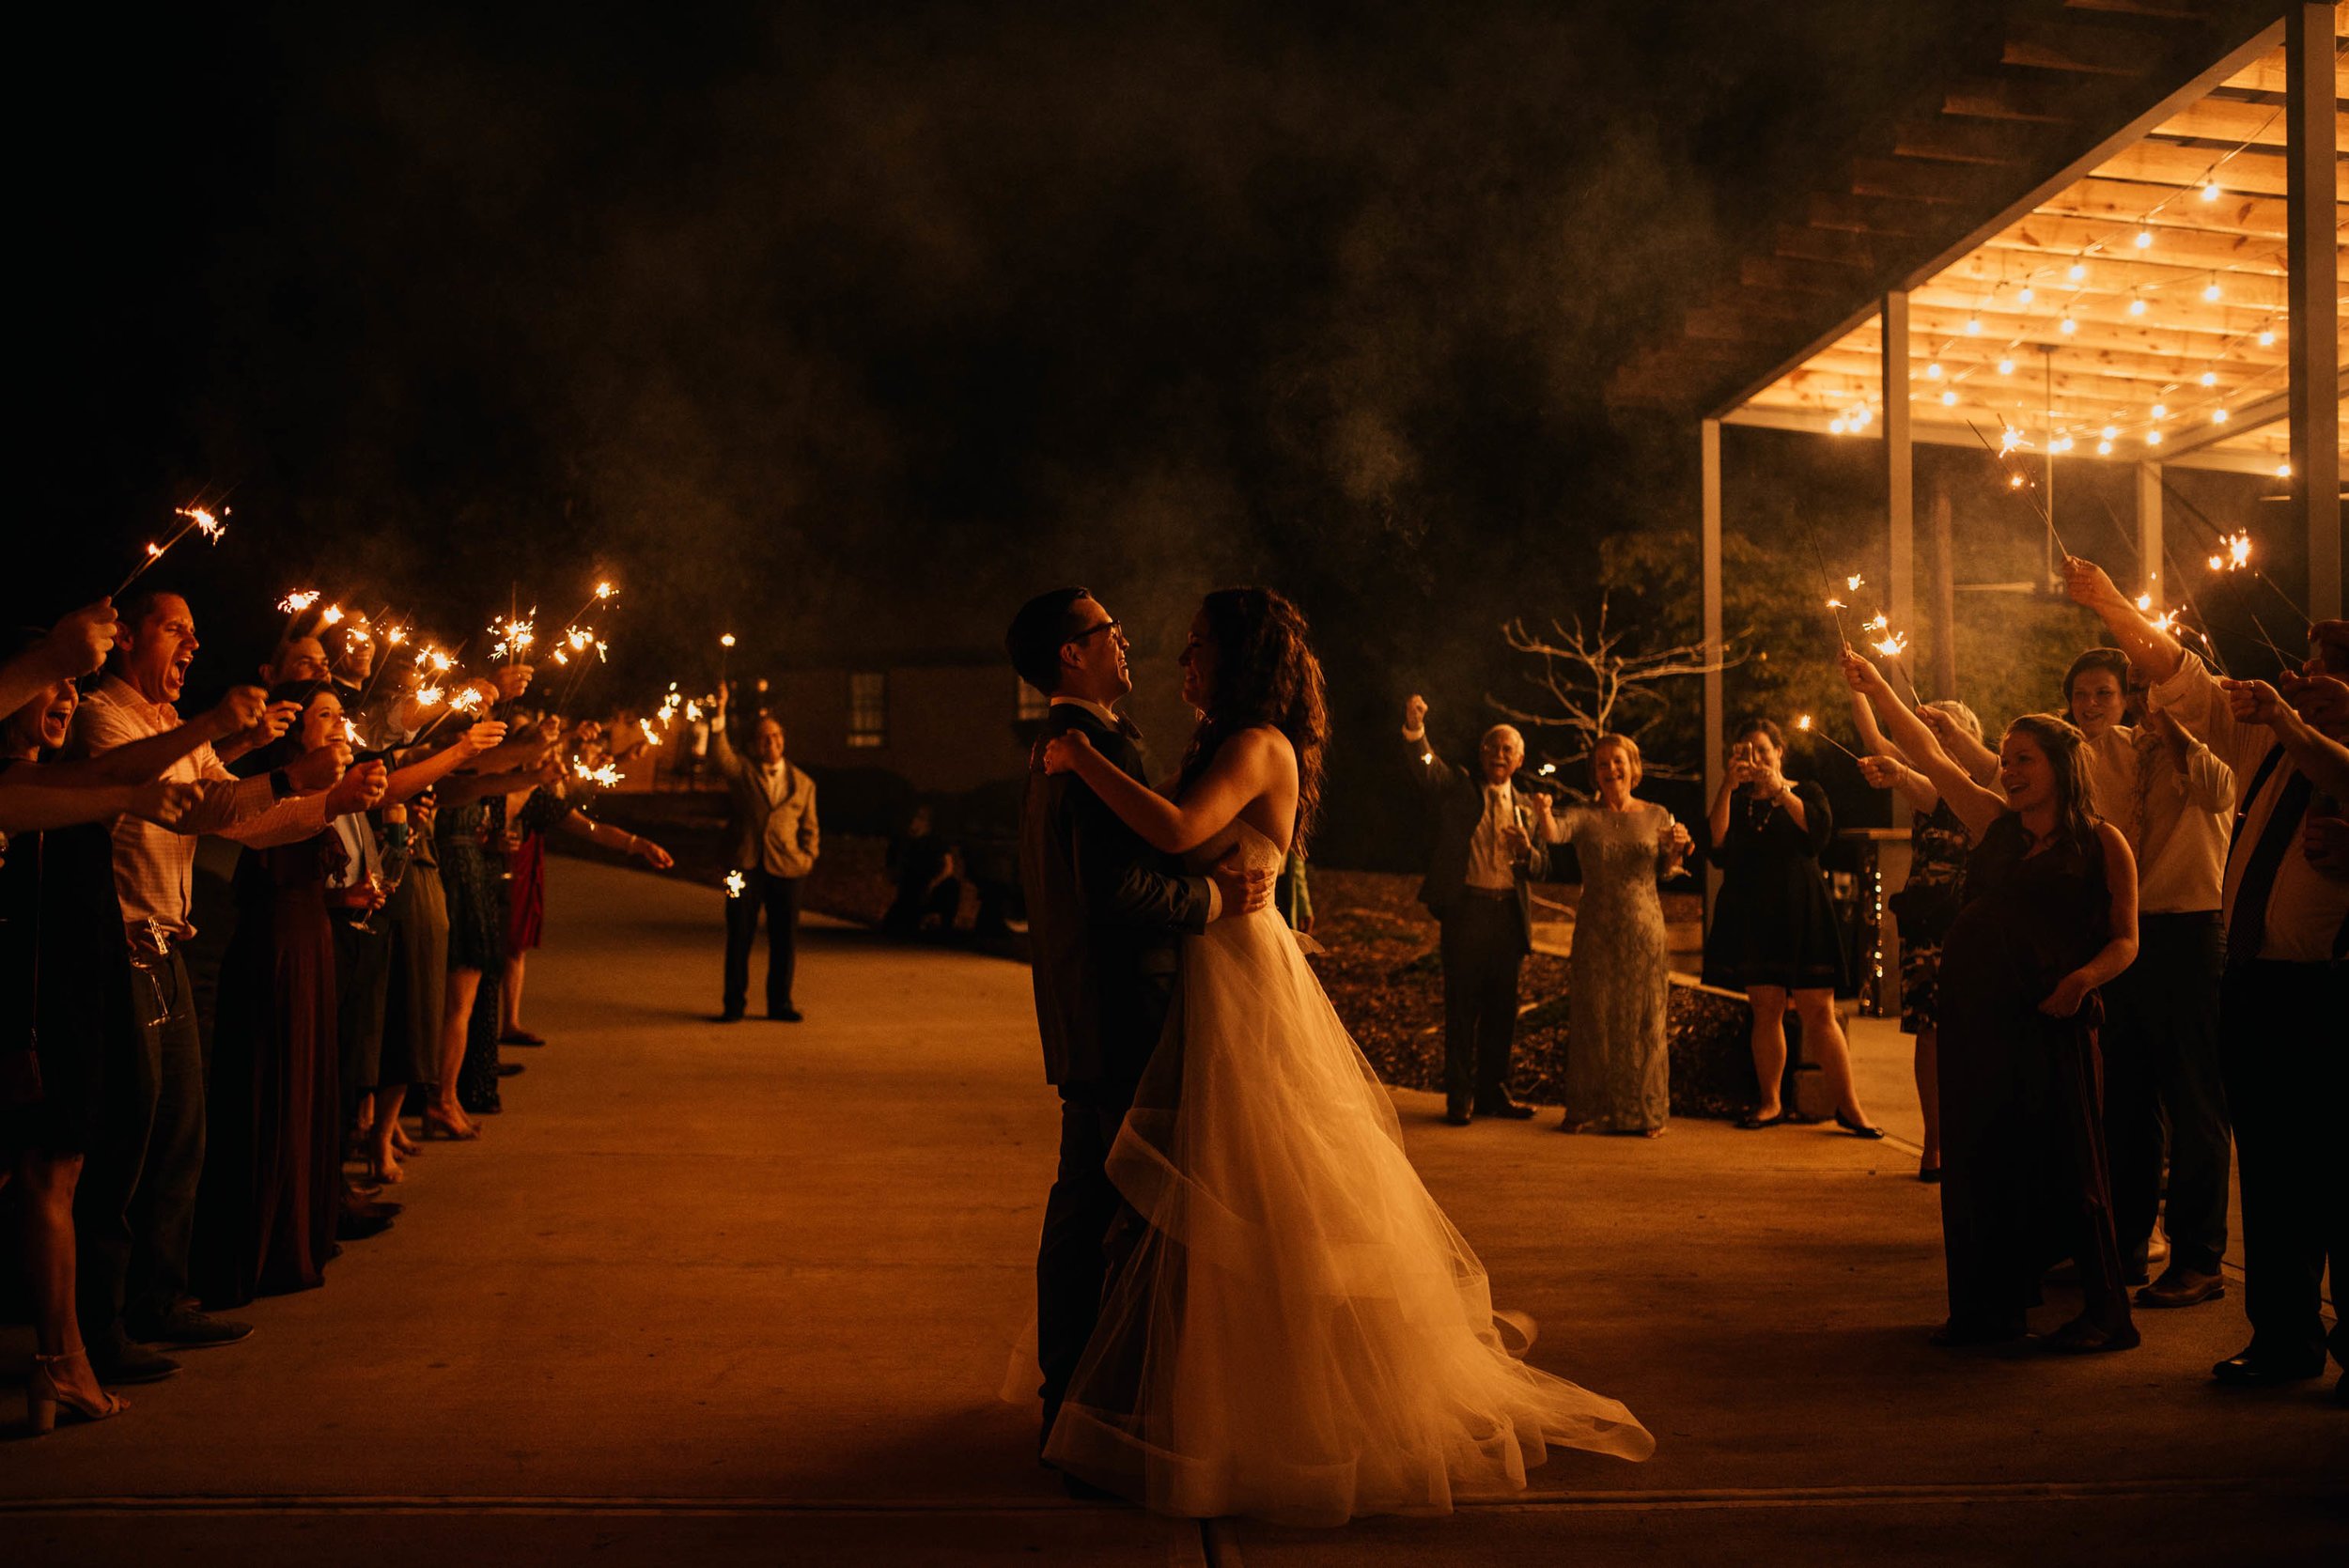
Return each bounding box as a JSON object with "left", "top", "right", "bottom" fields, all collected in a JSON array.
[
  {"left": 2150, "top": 403, "right": 2167, "bottom": 419},
  {"left": 2096, "top": 440, "right": 2113, "bottom": 455},
  {"left": 1924, "top": 362, "right": 1943, "bottom": 380},
  {"left": 2133, "top": 228, "right": 2154, "bottom": 249},
  {"left": 2257, "top": 329, "right": 2276, "bottom": 347},
  {"left": 2146, "top": 430, "right": 2164, "bottom": 446},
  {"left": 2017, "top": 285, "right": 2035, "bottom": 304},
  {"left": 2059, "top": 314, "right": 2077, "bottom": 334},
  {"left": 2210, "top": 407, "right": 2229, "bottom": 423},
  {"left": 2128, "top": 296, "right": 2148, "bottom": 317},
  {"left": 1997, "top": 356, "right": 2015, "bottom": 376},
  {"left": 1965, "top": 316, "right": 1983, "bottom": 335},
  {"left": 1939, "top": 390, "right": 1957, "bottom": 407},
  {"left": 2200, "top": 180, "right": 2220, "bottom": 203},
  {"left": 2067, "top": 261, "right": 2087, "bottom": 281},
  {"left": 2201, "top": 280, "right": 2222, "bottom": 302}
]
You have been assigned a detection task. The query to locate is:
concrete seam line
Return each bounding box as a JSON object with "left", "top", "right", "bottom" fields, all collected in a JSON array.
[{"left": 1, "top": 1478, "right": 2326, "bottom": 1516}]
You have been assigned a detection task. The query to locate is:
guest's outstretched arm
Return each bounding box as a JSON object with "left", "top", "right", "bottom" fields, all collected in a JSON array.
[
  {"left": 1842, "top": 649, "right": 2003, "bottom": 841},
  {"left": 1042, "top": 726, "right": 1283, "bottom": 856},
  {"left": 381, "top": 721, "right": 507, "bottom": 805},
  {"left": 2062, "top": 555, "right": 2186, "bottom": 682},
  {"left": 2223, "top": 676, "right": 2349, "bottom": 800}
]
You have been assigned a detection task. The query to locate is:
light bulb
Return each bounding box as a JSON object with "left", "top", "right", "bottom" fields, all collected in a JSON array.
[
  {"left": 2146, "top": 430, "right": 2163, "bottom": 446},
  {"left": 2202, "top": 282, "right": 2221, "bottom": 302},
  {"left": 2199, "top": 370, "right": 2217, "bottom": 387},
  {"left": 2018, "top": 286, "right": 2035, "bottom": 304},
  {"left": 2097, "top": 440, "right": 2113, "bottom": 455},
  {"left": 2276, "top": 463, "right": 2292, "bottom": 477},
  {"left": 2200, "top": 181, "right": 2219, "bottom": 202},
  {"left": 2150, "top": 403, "right": 2167, "bottom": 419},
  {"left": 2067, "top": 261, "right": 2087, "bottom": 281},
  {"left": 1939, "top": 390, "right": 1957, "bottom": 407},
  {"left": 2128, "top": 297, "right": 2147, "bottom": 317},
  {"left": 2257, "top": 330, "right": 2275, "bottom": 347},
  {"left": 1997, "top": 357, "right": 2015, "bottom": 376},
  {"left": 1829, "top": 418, "right": 1847, "bottom": 434},
  {"left": 1925, "top": 362, "right": 1943, "bottom": 380},
  {"left": 2133, "top": 228, "right": 2153, "bottom": 249},
  {"left": 1965, "top": 317, "right": 1983, "bottom": 336},
  {"left": 2211, "top": 408, "right": 2228, "bottom": 423},
  {"left": 2060, "top": 315, "right": 2077, "bottom": 334}
]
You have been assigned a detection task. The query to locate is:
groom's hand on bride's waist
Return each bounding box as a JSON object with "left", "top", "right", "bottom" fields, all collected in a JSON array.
[{"left": 1208, "top": 850, "right": 1273, "bottom": 920}]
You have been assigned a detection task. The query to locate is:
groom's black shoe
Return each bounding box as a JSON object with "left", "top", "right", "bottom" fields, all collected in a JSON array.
[
  {"left": 1477, "top": 1099, "right": 1536, "bottom": 1121},
  {"left": 1444, "top": 1097, "right": 1472, "bottom": 1126}
]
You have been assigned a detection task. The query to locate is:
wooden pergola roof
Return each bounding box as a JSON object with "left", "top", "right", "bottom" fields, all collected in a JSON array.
[{"left": 1610, "top": 0, "right": 2346, "bottom": 478}]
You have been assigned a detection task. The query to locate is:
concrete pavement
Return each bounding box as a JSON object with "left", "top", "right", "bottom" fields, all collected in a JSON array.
[{"left": 6, "top": 859, "right": 2340, "bottom": 1565}]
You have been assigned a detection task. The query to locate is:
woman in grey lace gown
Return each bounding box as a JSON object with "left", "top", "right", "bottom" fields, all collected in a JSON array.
[{"left": 1542, "top": 735, "right": 1691, "bottom": 1136}]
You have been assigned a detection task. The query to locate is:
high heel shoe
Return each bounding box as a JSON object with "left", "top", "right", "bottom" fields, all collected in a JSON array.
[
  {"left": 419, "top": 1110, "right": 479, "bottom": 1141},
  {"left": 27, "top": 1351, "right": 127, "bottom": 1435}
]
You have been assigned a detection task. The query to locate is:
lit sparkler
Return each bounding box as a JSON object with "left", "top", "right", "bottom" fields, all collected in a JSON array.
[
  {"left": 1795, "top": 714, "right": 1865, "bottom": 763},
  {"left": 724, "top": 870, "right": 747, "bottom": 899},
  {"left": 2207, "top": 531, "right": 2252, "bottom": 573},
  {"left": 415, "top": 685, "right": 445, "bottom": 708},
  {"left": 279, "top": 589, "right": 322, "bottom": 614},
  {"left": 489, "top": 612, "right": 537, "bottom": 663},
  {"left": 114, "top": 505, "right": 228, "bottom": 597},
  {"left": 639, "top": 718, "right": 661, "bottom": 748},
  {"left": 570, "top": 758, "right": 623, "bottom": 789}
]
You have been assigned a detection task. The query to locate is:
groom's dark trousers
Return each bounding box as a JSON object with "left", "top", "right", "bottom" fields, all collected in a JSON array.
[{"left": 1019, "top": 702, "right": 1213, "bottom": 1447}]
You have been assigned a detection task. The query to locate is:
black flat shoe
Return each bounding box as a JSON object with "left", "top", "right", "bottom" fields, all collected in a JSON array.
[
  {"left": 1735, "top": 1110, "right": 1793, "bottom": 1129},
  {"left": 1835, "top": 1110, "right": 1886, "bottom": 1140},
  {"left": 496, "top": 1063, "right": 525, "bottom": 1078},
  {"left": 2212, "top": 1344, "right": 2325, "bottom": 1387},
  {"left": 1918, "top": 1166, "right": 1942, "bottom": 1184},
  {"left": 1474, "top": 1100, "right": 1535, "bottom": 1121},
  {"left": 1443, "top": 1100, "right": 1471, "bottom": 1126}
]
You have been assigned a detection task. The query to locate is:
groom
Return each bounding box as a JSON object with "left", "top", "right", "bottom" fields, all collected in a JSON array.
[{"left": 1005, "top": 587, "right": 1269, "bottom": 1453}]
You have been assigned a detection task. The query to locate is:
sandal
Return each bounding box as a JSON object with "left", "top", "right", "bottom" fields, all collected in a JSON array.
[{"left": 1835, "top": 1110, "right": 1886, "bottom": 1140}]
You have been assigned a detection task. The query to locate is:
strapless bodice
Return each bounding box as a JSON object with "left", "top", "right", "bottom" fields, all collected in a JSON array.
[{"left": 1185, "top": 816, "right": 1287, "bottom": 879}]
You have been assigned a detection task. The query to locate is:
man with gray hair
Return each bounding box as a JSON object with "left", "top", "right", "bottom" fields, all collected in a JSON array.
[{"left": 1402, "top": 694, "right": 1551, "bottom": 1125}]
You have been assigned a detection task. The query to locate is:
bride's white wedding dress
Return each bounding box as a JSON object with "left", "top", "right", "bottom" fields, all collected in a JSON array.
[{"left": 1042, "top": 816, "right": 1654, "bottom": 1525}]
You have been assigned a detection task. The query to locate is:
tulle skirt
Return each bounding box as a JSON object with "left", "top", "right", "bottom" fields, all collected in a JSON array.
[{"left": 1039, "top": 908, "right": 1653, "bottom": 1525}]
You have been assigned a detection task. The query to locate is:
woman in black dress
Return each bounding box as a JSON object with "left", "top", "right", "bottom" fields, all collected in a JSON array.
[
  {"left": 1704, "top": 717, "right": 1878, "bottom": 1134},
  {"left": 0, "top": 633, "right": 217, "bottom": 1428},
  {"left": 1843, "top": 651, "right": 2141, "bottom": 1353},
  {"left": 1851, "top": 693, "right": 1991, "bottom": 1182}
]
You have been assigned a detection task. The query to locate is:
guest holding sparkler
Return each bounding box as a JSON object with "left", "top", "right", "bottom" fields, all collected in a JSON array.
[
  {"left": 1703, "top": 717, "right": 1877, "bottom": 1136},
  {"left": 1539, "top": 735, "right": 1691, "bottom": 1137},
  {"left": 709, "top": 681, "right": 818, "bottom": 1024},
  {"left": 1850, "top": 693, "right": 1989, "bottom": 1182},
  {"left": 69, "top": 591, "right": 373, "bottom": 1382},
  {"left": 2067, "top": 565, "right": 2348, "bottom": 1399},
  {"left": 1843, "top": 647, "right": 2140, "bottom": 1353},
  {"left": 1, "top": 623, "right": 210, "bottom": 1435}
]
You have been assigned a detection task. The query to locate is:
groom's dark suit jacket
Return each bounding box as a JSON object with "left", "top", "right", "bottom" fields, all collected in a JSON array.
[{"left": 1020, "top": 703, "right": 1214, "bottom": 1094}]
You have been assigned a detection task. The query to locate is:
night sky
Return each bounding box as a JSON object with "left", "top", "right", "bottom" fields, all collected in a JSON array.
[{"left": 23, "top": 2, "right": 2292, "bottom": 858}]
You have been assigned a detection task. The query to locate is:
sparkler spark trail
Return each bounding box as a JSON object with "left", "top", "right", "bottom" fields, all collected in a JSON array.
[
  {"left": 489, "top": 613, "right": 537, "bottom": 663},
  {"left": 278, "top": 589, "right": 322, "bottom": 614},
  {"left": 1964, "top": 420, "right": 2073, "bottom": 559},
  {"left": 114, "top": 504, "right": 230, "bottom": 597}
]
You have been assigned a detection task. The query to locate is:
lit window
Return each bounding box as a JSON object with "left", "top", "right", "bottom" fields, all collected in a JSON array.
[{"left": 848, "top": 672, "right": 887, "bottom": 749}]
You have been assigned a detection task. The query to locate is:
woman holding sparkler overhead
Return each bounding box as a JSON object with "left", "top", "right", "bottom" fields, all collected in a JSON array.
[
  {"left": 1842, "top": 648, "right": 2140, "bottom": 1355},
  {"left": 1703, "top": 717, "right": 1878, "bottom": 1136}
]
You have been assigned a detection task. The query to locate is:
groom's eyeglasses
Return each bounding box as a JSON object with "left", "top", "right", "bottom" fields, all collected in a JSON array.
[{"left": 1064, "top": 619, "right": 1126, "bottom": 648}]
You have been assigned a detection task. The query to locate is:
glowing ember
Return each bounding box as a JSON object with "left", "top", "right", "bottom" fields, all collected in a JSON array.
[
  {"left": 1862, "top": 613, "right": 1890, "bottom": 633},
  {"left": 447, "top": 686, "right": 486, "bottom": 714},
  {"left": 720, "top": 633, "right": 737, "bottom": 649},
  {"left": 489, "top": 613, "right": 537, "bottom": 661},
  {"left": 320, "top": 604, "right": 346, "bottom": 627},
  {"left": 639, "top": 718, "right": 661, "bottom": 747},
  {"left": 279, "top": 589, "right": 322, "bottom": 613},
  {"left": 2209, "top": 531, "right": 2252, "bottom": 572}
]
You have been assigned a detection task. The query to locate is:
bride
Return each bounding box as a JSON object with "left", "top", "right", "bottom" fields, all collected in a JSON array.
[{"left": 1036, "top": 586, "right": 1653, "bottom": 1526}]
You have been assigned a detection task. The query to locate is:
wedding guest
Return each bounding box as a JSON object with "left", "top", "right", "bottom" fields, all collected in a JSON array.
[
  {"left": 2072, "top": 574, "right": 2349, "bottom": 1397},
  {"left": 69, "top": 591, "right": 372, "bottom": 1383},
  {"left": 1845, "top": 650, "right": 2140, "bottom": 1353},
  {"left": 709, "top": 682, "right": 818, "bottom": 1023},
  {"left": 370, "top": 786, "right": 445, "bottom": 1183},
  {"left": 1852, "top": 693, "right": 1989, "bottom": 1182},
  {"left": 2055, "top": 607, "right": 2237, "bottom": 1298},
  {"left": 1399, "top": 695, "right": 1551, "bottom": 1124},
  {"left": 0, "top": 628, "right": 208, "bottom": 1434},
  {"left": 0, "top": 602, "right": 120, "bottom": 730},
  {"left": 1703, "top": 716, "right": 1877, "bottom": 1135},
  {"left": 1539, "top": 735, "right": 1691, "bottom": 1137},
  {"left": 194, "top": 681, "right": 408, "bottom": 1305}
]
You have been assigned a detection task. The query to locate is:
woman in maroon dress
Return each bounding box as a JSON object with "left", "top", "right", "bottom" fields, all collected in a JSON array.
[{"left": 1843, "top": 651, "right": 2142, "bottom": 1353}]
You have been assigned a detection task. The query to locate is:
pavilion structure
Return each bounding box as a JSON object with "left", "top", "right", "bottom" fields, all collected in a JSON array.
[{"left": 1610, "top": 1, "right": 2343, "bottom": 843}]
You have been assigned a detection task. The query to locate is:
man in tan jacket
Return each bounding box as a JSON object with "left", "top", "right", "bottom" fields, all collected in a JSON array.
[{"left": 710, "top": 683, "right": 818, "bottom": 1022}]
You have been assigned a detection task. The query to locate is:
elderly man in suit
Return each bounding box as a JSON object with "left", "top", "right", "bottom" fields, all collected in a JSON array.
[
  {"left": 709, "top": 682, "right": 819, "bottom": 1023},
  {"left": 1403, "top": 693, "right": 1552, "bottom": 1125},
  {"left": 1004, "top": 586, "right": 1268, "bottom": 1461}
]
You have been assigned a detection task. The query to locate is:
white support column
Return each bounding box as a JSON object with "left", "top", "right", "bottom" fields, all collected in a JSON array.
[
  {"left": 1882, "top": 291, "right": 1914, "bottom": 635},
  {"left": 2136, "top": 462, "right": 2164, "bottom": 603},
  {"left": 1702, "top": 417, "right": 1724, "bottom": 917},
  {"left": 2285, "top": 3, "right": 2341, "bottom": 619}
]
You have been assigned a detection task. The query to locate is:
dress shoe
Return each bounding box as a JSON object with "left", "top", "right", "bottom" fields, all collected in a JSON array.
[
  {"left": 715, "top": 1010, "right": 744, "bottom": 1024},
  {"left": 1443, "top": 1099, "right": 1471, "bottom": 1126},
  {"left": 2136, "top": 1266, "right": 2226, "bottom": 1309},
  {"left": 498, "top": 1030, "right": 548, "bottom": 1048},
  {"left": 769, "top": 1006, "right": 803, "bottom": 1023},
  {"left": 2212, "top": 1344, "right": 2325, "bottom": 1387},
  {"left": 87, "top": 1337, "right": 180, "bottom": 1384},
  {"left": 497, "top": 1063, "right": 525, "bottom": 1078},
  {"left": 1475, "top": 1099, "right": 1535, "bottom": 1121},
  {"left": 128, "top": 1306, "right": 253, "bottom": 1349},
  {"left": 2043, "top": 1315, "right": 2139, "bottom": 1354}
]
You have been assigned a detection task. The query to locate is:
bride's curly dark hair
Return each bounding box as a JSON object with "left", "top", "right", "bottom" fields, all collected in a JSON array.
[{"left": 1174, "top": 587, "right": 1329, "bottom": 855}]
